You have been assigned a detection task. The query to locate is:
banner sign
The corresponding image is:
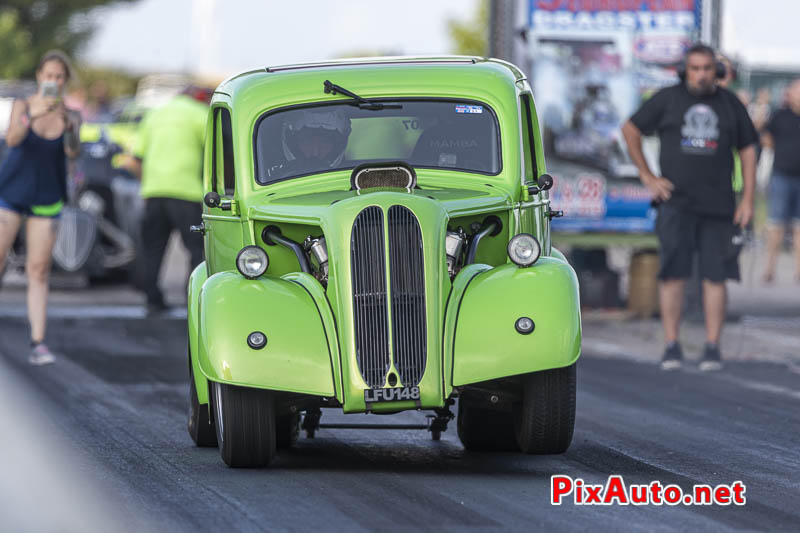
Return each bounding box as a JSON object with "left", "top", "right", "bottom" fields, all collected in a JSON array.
[
  {"left": 528, "top": 0, "right": 702, "bottom": 234},
  {"left": 549, "top": 171, "right": 656, "bottom": 232},
  {"left": 529, "top": 1, "right": 701, "bottom": 32}
]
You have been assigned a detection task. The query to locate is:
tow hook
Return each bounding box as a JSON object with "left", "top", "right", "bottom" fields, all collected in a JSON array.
[
  {"left": 426, "top": 399, "right": 455, "bottom": 441},
  {"left": 302, "top": 406, "right": 322, "bottom": 438}
]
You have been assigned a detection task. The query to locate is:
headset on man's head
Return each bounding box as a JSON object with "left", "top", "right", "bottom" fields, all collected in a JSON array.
[{"left": 676, "top": 43, "right": 726, "bottom": 81}]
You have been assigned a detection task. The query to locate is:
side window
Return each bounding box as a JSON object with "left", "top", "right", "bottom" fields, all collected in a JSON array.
[
  {"left": 214, "top": 107, "right": 235, "bottom": 196},
  {"left": 203, "top": 110, "right": 215, "bottom": 193},
  {"left": 519, "top": 94, "right": 539, "bottom": 183}
]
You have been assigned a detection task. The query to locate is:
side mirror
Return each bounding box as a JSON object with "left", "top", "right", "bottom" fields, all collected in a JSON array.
[
  {"left": 525, "top": 174, "right": 555, "bottom": 196},
  {"left": 204, "top": 191, "right": 232, "bottom": 211},
  {"left": 537, "top": 173, "right": 554, "bottom": 191},
  {"left": 204, "top": 191, "right": 221, "bottom": 208}
]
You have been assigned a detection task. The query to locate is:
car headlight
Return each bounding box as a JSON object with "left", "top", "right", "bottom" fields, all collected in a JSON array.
[
  {"left": 507, "top": 234, "right": 541, "bottom": 267},
  {"left": 236, "top": 246, "right": 269, "bottom": 279}
]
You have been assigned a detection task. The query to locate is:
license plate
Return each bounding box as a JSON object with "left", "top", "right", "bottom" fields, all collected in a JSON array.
[{"left": 364, "top": 386, "right": 420, "bottom": 403}]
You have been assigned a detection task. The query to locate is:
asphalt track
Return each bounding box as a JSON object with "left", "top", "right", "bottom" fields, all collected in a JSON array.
[{"left": 0, "top": 314, "right": 798, "bottom": 532}]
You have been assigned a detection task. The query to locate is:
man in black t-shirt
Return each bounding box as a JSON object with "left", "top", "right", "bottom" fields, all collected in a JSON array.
[
  {"left": 622, "top": 44, "right": 758, "bottom": 371},
  {"left": 761, "top": 79, "right": 800, "bottom": 283}
]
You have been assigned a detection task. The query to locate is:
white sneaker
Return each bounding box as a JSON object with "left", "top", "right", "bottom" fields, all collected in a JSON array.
[
  {"left": 659, "top": 342, "right": 683, "bottom": 371},
  {"left": 698, "top": 343, "right": 723, "bottom": 372},
  {"left": 29, "top": 343, "right": 56, "bottom": 366}
]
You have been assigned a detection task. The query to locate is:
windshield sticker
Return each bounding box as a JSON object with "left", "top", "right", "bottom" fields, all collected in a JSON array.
[
  {"left": 438, "top": 153, "right": 458, "bottom": 166},
  {"left": 455, "top": 104, "right": 483, "bottom": 114}
]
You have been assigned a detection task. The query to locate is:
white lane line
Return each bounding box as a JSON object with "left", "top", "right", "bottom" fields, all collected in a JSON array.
[
  {"left": 581, "top": 339, "right": 654, "bottom": 363},
  {"left": 742, "top": 330, "right": 800, "bottom": 351},
  {"left": 681, "top": 368, "right": 800, "bottom": 401},
  {"left": 741, "top": 316, "right": 800, "bottom": 329},
  {"left": 583, "top": 339, "right": 800, "bottom": 402},
  {"left": 0, "top": 306, "right": 187, "bottom": 320}
]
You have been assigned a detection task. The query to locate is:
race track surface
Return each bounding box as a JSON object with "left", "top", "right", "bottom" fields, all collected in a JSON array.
[{"left": 0, "top": 314, "right": 797, "bottom": 532}]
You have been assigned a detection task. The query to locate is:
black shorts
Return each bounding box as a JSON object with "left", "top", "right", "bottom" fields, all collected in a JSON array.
[{"left": 655, "top": 205, "right": 740, "bottom": 282}]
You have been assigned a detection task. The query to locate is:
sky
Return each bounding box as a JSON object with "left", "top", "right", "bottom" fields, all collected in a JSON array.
[
  {"left": 722, "top": 0, "right": 800, "bottom": 68},
  {"left": 84, "top": 0, "right": 481, "bottom": 79},
  {"left": 82, "top": 0, "right": 799, "bottom": 78}
]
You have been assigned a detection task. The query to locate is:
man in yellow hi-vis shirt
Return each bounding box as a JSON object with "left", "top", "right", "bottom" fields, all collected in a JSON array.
[{"left": 130, "top": 87, "right": 209, "bottom": 313}]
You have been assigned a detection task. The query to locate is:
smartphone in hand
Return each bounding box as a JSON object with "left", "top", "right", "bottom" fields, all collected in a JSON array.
[{"left": 40, "top": 81, "right": 60, "bottom": 99}]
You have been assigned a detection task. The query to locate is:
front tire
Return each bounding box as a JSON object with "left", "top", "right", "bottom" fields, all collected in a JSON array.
[
  {"left": 187, "top": 364, "right": 217, "bottom": 447},
  {"left": 514, "top": 364, "right": 576, "bottom": 454},
  {"left": 212, "top": 382, "right": 276, "bottom": 467}
]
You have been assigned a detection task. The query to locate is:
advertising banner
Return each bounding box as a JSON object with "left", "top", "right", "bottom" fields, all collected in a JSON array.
[{"left": 527, "top": 0, "right": 703, "bottom": 233}]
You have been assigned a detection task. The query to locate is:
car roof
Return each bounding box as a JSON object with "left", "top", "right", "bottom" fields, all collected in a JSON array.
[
  {"left": 266, "top": 56, "right": 481, "bottom": 73},
  {"left": 214, "top": 56, "right": 526, "bottom": 108}
]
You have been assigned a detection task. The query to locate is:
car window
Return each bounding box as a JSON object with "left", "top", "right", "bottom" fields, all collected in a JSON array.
[
  {"left": 254, "top": 100, "right": 501, "bottom": 185},
  {"left": 520, "top": 94, "right": 539, "bottom": 183},
  {"left": 215, "top": 108, "right": 235, "bottom": 196}
]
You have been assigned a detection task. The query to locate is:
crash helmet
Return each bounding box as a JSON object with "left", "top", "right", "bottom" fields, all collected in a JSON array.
[{"left": 281, "top": 108, "right": 352, "bottom": 167}]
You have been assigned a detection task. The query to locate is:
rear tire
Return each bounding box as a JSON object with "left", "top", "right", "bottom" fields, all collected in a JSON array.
[
  {"left": 514, "top": 364, "right": 576, "bottom": 454},
  {"left": 212, "top": 382, "right": 276, "bottom": 467},
  {"left": 187, "top": 364, "right": 217, "bottom": 447},
  {"left": 456, "top": 402, "right": 518, "bottom": 452}
]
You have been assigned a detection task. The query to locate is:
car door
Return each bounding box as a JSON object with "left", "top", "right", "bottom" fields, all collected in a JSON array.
[
  {"left": 203, "top": 105, "right": 243, "bottom": 274},
  {"left": 517, "top": 92, "right": 546, "bottom": 243}
]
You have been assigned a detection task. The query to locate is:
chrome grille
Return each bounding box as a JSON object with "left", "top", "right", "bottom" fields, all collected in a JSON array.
[
  {"left": 388, "top": 206, "right": 427, "bottom": 386},
  {"left": 351, "top": 206, "right": 390, "bottom": 388}
]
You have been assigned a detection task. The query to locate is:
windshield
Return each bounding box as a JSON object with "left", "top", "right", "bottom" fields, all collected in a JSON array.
[{"left": 254, "top": 100, "right": 500, "bottom": 184}]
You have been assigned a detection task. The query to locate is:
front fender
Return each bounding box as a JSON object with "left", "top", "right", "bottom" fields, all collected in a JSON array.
[
  {"left": 197, "top": 271, "right": 336, "bottom": 397},
  {"left": 451, "top": 259, "right": 581, "bottom": 386},
  {"left": 188, "top": 262, "right": 209, "bottom": 404}
]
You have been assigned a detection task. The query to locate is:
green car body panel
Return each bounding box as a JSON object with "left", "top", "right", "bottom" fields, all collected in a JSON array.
[
  {"left": 188, "top": 262, "right": 209, "bottom": 404},
  {"left": 451, "top": 260, "right": 581, "bottom": 386},
  {"left": 197, "top": 272, "right": 336, "bottom": 396},
  {"left": 188, "top": 56, "right": 580, "bottom": 416}
]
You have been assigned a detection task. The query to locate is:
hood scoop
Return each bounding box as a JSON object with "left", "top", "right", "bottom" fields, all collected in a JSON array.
[{"left": 351, "top": 161, "right": 416, "bottom": 192}]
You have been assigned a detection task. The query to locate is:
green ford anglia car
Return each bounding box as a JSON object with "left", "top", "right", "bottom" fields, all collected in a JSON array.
[{"left": 186, "top": 56, "right": 581, "bottom": 467}]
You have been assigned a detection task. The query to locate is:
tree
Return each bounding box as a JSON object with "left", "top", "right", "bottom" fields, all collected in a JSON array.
[
  {"left": 76, "top": 65, "right": 140, "bottom": 101},
  {"left": 0, "top": 10, "right": 35, "bottom": 79},
  {"left": 448, "top": 0, "right": 489, "bottom": 57},
  {"left": 0, "top": 0, "right": 137, "bottom": 79}
]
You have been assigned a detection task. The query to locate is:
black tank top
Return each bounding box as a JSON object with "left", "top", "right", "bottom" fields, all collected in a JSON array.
[{"left": 0, "top": 127, "right": 67, "bottom": 206}]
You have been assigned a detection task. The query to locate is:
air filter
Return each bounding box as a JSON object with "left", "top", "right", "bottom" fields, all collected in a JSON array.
[{"left": 351, "top": 162, "right": 416, "bottom": 191}]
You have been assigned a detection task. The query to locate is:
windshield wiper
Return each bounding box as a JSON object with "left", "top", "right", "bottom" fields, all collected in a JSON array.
[{"left": 323, "top": 80, "right": 402, "bottom": 110}]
